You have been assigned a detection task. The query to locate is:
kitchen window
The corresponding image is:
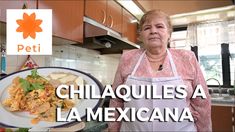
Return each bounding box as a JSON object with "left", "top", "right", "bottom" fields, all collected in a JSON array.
[
  {"left": 198, "top": 46, "right": 222, "bottom": 85},
  {"left": 187, "top": 19, "right": 235, "bottom": 87},
  {"left": 228, "top": 23, "right": 235, "bottom": 86},
  {"left": 230, "top": 43, "right": 235, "bottom": 86},
  {"left": 196, "top": 23, "right": 223, "bottom": 85}
]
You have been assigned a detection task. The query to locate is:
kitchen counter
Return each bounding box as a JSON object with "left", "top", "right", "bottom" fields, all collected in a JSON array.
[{"left": 211, "top": 95, "right": 235, "bottom": 107}]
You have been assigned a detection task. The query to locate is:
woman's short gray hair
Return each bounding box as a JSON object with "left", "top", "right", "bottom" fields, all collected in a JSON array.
[{"left": 139, "top": 9, "right": 172, "bottom": 35}]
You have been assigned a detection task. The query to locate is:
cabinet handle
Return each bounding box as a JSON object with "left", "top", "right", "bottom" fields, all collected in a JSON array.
[
  {"left": 109, "top": 15, "right": 114, "bottom": 28},
  {"left": 101, "top": 9, "right": 106, "bottom": 24}
]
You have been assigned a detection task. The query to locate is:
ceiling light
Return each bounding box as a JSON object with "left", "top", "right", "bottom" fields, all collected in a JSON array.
[
  {"left": 116, "top": 0, "right": 144, "bottom": 20},
  {"left": 131, "top": 19, "right": 138, "bottom": 23}
]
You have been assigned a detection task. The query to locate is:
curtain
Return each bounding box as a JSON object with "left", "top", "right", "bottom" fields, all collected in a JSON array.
[
  {"left": 186, "top": 23, "right": 198, "bottom": 47},
  {"left": 186, "top": 20, "right": 235, "bottom": 47}
]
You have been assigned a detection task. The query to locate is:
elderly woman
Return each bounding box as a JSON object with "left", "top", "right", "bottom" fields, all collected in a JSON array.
[{"left": 109, "top": 10, "right": 211, "bottom": 131}]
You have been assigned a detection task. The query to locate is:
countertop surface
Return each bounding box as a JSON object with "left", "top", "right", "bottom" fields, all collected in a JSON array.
[{"left": 211, "top": 95, "right": 235, "bottom": 107}]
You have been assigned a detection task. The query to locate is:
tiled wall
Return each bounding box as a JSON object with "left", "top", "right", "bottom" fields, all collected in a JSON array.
[
  {"left": 5, "top": 55, "right": 46, "bottom": 74},
  {"left": 5, "top": 44, "right": 121, "bottom": 85},
  {"left": 45, "top": 45, "right": 121, "bottom": 85}
]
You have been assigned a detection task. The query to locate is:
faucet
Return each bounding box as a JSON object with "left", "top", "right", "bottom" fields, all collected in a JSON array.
[{"left": 206, "top": 78, "right": 222, "bottom": 96}]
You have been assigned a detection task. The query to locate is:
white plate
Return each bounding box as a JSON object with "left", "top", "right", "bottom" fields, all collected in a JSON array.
[{"left": 0, "top": 67, "right": 102, "bottom": 128}]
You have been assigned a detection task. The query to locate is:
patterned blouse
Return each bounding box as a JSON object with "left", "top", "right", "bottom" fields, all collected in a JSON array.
[{"left": 109, "top": 48, "right": 212, "bottom": 131}]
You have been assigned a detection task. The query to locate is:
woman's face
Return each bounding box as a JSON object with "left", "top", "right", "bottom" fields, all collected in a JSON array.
[{"left": 140, "top": 16, "right": 170, "bottom": 50}]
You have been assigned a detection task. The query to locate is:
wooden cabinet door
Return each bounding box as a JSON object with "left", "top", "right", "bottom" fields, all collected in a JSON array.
[
  {"left": 0, "top": 0, "right": 37, "bottom": 22},
  {"left": 85, "top": 0, "right": 122, "bottom": 33},
  {"left": 107, "top": 0, "right": 122, "bottom": 33},
  {"left": 38, "top": 0, "right": 84, "bottom": 43},
  {"left": 212, "top": 106, "right": 233, "bottom": 131},
  {"left": 85, "top": 0, "right": 107, "bottom": 25},
  {"left": 122, "top": 9, "right": 137, "bottom": 43}
]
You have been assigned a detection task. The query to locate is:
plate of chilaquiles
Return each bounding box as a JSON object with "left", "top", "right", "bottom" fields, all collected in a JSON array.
[{"left": 0, "top": 67, "right": 102, "bottom": 128}]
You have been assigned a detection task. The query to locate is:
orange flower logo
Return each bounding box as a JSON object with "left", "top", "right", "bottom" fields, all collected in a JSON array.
[{"left": 16, "top": 12, "right": 42, "bottom": 39}]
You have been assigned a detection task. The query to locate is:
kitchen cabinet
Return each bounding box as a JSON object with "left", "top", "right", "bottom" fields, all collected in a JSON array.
[
  {"left": 211, "top": 105, "right": 234, "bottom": 131},
  {"left": 0, "top": 0, "right": 37, "bottom": 22},
  {"left": 85, "top": 0, "right": 122, "bottom": 33},
  {"left": 106, "top": 1, "right": 122, "bottom": 33},
  {"left": 38, "top": 0, "right": 84, "bottom": 43},
  {"left": 122, "top": 9, "right": 137, "bottom": 43},
  {"left": 85, "top": 0, "right": 106, "bottom": 26}
]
